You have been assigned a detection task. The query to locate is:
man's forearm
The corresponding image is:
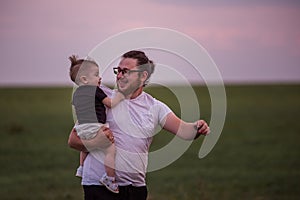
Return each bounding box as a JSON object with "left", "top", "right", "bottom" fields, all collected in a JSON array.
[
  {"left": 163, "top": 113, "right": 209, "bottom": 140},
  {"left": 68, "top": 128, "right": 87, "bottom": 152},
  {"left": 177, "top": 122, "right": 199, "bottom": 140},
  {"left": 162, "top": 113, "right": 196, "bottom": 140}
]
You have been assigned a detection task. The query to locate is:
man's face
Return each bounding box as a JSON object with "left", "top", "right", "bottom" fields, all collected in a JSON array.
[{"left": 116, "top": 58, "right": 143, "bottom": 96}]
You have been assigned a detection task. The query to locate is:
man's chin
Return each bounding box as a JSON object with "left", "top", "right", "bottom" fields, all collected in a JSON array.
[
  {"left": 118, "top": 81, "right": 127, "bottom": 88},
  {"left": 117, "top": 85, "right": 126, "bottom": 93}
]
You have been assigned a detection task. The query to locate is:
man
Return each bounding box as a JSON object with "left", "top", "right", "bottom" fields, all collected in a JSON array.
[{"left": 68, "top": 50, "right": 210, "bottom": 200}]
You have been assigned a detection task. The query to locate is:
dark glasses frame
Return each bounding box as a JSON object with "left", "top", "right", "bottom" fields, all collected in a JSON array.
[{"left": 113, "top": 67, "right": 143, "bottom": 75}]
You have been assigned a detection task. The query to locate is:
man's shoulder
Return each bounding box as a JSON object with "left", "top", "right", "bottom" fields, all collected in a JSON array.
[
  {"left": 139, "top": 92, "right": 172, "bottom": 118},
  {"left": 140, "top": 92, "right": 165, "bottom": 106}
]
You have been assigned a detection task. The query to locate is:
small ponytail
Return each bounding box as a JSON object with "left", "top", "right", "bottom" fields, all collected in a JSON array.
[
  {"left": 68, "top": 55, "right": 99, "bottom": 84},
  {"left": 69, "top": 55, "right": 84, "bottom": 83}
]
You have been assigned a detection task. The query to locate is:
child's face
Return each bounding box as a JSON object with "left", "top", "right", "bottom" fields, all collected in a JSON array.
[{"left": 83, "top": 64, "right": 101, "bottom": 86}]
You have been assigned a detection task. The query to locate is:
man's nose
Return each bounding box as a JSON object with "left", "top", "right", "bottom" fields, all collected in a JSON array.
[{"left": 117, "top": 72, "right": 124, "bottom": 79}]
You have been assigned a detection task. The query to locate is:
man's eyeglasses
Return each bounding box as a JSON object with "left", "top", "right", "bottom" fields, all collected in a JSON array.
[{"left": 113, "top": 67, "right": 143, "bottom": 76}]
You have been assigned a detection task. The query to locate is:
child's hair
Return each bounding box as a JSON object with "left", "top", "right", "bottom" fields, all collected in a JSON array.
[{"left": 69, "top": 55, "right": 98, "bottom": 85}]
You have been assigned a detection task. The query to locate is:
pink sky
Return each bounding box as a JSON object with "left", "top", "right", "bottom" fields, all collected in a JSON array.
[{"left": 0, "top": 0, "right": 299, "bottom": 86}]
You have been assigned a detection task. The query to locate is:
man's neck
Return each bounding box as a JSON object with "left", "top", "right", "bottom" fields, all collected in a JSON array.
[{"left": 127, "top": 87, "right": 143, "bottom": 99}]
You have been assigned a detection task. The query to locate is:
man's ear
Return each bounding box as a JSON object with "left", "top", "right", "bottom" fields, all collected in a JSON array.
[
  {"left": 79, "top": 76, "right": 88, "bottom": 84},
  {"left": 141, "top": 71, "right": 148, "bottom": 83}
]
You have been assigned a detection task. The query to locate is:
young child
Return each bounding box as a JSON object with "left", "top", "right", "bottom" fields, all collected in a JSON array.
[{"left": 69, "top": 55, "right": 124, "bottom": 193}]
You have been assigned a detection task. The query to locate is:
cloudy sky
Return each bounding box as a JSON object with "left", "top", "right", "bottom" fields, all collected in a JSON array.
[{"left": 0, "top": 0, "right": 299, "bottom": 86}]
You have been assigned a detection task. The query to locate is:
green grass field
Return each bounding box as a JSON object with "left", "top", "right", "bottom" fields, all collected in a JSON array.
[{"left": 0, "top": 85, "right": 299, "bottom": 200}]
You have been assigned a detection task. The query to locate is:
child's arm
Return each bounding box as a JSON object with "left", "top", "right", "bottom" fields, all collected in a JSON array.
[{"left": 102, "top": 92, "right": 125, "bottom": 108}]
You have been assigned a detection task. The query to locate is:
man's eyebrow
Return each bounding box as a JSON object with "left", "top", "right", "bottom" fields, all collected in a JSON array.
[{"left": 118, "top": 67, "right": 129, "bottom": 70}]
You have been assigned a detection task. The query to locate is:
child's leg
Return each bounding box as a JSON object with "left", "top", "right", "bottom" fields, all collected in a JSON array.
[
  {"left": 103, "top": 143, "right": 116, "bottom": 178},
  {"left": 100, "top": 143, "right": 119, "bottom": 193},
  {"left": 76, "top": 151, "right": 88, "bottom": 178}
]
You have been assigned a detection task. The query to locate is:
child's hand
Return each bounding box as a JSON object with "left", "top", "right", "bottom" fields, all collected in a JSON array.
[{"left": 115, "top": 91, "right": 125, "bottom": 100}]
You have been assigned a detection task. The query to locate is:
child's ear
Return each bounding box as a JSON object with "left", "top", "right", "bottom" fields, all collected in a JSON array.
[{"left": 80, "top": 76, "right": 88, "bottom": 84}]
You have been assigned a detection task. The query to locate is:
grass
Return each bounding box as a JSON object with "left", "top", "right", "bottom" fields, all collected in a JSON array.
[{"left": 0, "top": 85, "right": 299, "bottom": 200}]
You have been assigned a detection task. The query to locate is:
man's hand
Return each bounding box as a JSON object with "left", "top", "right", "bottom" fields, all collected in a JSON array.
[
  {"left": 194, "top": 120, "right": 210, "bottom": 139},
  {"left": 102, "top": 126, "right": 115, "bottom": 143},
  {"left": 81, "top": 126, "right": 114, "bottom": 151}
]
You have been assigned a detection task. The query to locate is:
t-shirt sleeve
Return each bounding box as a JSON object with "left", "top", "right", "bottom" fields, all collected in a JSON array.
[
  {"left": 96, "top": 87, "right": 107, "bottom": 102},
  {"left": 100, "top": 85, "right": 113, "bottom": 97},
  {"left": 154, "top": 100, "right": 172, "bottom": 126}
]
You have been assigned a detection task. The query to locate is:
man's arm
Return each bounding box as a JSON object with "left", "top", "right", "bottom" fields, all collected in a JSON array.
[
  {"left": 68, "top": 128, "right": 87, "bottom": 152},
  {"left": 68, "top": 126, "right": 115, "bottom": 152},
  {"left": 162, "top": 112, "right": 210, "bottom": 140}
]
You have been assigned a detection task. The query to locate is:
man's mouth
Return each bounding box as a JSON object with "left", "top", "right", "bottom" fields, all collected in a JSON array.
[{"left": 118, "top": 80, "right": 127, "bottom": 88}]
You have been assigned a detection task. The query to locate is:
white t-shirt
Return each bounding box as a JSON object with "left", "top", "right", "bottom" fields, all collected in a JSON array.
[{"left": 81, "top": 85, "right": 172, "bottom": 186}]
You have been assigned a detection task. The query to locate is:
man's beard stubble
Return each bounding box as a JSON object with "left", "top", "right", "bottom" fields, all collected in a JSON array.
[{"left": 117, "top": 78, "right": 142, "bottom": 97}]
